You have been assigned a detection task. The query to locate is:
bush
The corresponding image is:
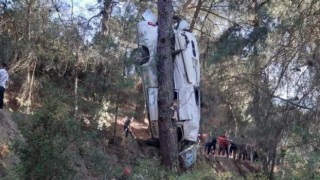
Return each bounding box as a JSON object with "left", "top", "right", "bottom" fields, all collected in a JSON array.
[{"left": 13, "top": 82, "right": 123, "bottom": 179}]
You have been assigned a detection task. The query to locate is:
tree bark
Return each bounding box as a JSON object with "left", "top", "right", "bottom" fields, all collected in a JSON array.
[
  {"left": 157, "top": 0, "right": 179, "bottom": 170},
  {"left": 134, "top": 82, "right": 145, "bottom": 122},
  {"left": 269, "top": 143, "right": 278, "bottom": 180},
  {"left": 190, "top": 0, "right": 205, "bottom": 31},
  {"left": 27, "top": 59, "right": 36, "bottom": 113},
  {"left": 101, "top": 0, "right": 113, "bottom": 35}
]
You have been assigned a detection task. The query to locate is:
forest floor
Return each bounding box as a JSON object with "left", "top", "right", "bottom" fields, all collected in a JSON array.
[
  {"left": 112, "top": 116, "right": 263, "bottom": 178},
  {"left": 117, "top": 117, "right": 151, "bottom": 140}
]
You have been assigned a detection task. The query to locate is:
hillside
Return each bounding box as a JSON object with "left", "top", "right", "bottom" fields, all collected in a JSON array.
[
  {"left": 0, "top": 110, "right": 264, "bottom": 179},
  {"left": 0, "top": 110, "right": 24, "bottom": 178},
  {"left": 205, "top": 156, "right": 261, "bottom": 177}
]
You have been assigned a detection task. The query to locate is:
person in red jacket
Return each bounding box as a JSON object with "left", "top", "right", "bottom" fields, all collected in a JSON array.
[{"left": 218, "top": 133, "right": 229, "bottom": 157}]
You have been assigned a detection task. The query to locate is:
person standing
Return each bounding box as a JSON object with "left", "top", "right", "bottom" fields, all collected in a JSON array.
[
  {"left": 229, "top": 141, "right": 238, "bottom": 159},
  {"left": 206, "top": 137, "right": 217, "bottom": 155},
  {"left": 0, "top": 63, "right": 9, "bottom": 109},
  {"left": 218, "top": 133, "right": 229, "bottom": 157},
  {"left": 124, "top": 117, "right": 135, "bottom": 138},
  {"left": 238, "top": 135, "right": 247, "bottom": 160}
]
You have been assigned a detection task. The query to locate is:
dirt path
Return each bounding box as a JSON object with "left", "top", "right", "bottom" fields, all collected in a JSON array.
[
  {"left": 205, "top": 155, "right": 262, "bottom": 177},
  {"left": 113, "top": 117, "right": 262, "bottom": 178},
  {"left": 115, "top": 118, "right": 151, "bottom": 140}
]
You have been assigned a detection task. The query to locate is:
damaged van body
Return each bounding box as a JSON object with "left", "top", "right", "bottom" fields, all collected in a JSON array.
[{"left": 131, "top": 9, "right": 200, "bottom": 167}]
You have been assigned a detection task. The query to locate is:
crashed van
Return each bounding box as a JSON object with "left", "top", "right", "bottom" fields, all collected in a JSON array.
[{"left": 131, "top": 9, "right": 200, "bottom": 167}]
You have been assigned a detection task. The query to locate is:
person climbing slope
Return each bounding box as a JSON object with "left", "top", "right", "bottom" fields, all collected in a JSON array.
[{"left": 124, "top": 117, "right": 136, "bottom": 139}]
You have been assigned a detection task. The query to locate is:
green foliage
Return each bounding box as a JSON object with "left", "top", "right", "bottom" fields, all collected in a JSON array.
[
  {"left": 12, "top": 82, "right": 122, "bottom": 179},
  {"left": 14, "top": 83, "right": 76, "bottom": 179},
  {"left": 91, "top": 33, "right": 120, "bottom": 54},
  {"left": 210, "top": 24, "right": 269, "bottom": 65},
  {"left": 178, "top": 164, "right": 220, "bottom": 180},
  {"left": 131, "top": 159, "right": 176, "bottom": 179},
  {"left": 246, "top": 173, "right": 268, "bottom": 180},
  {"left": 281, "top": 150, "right": 320, "bottom": 179},
  {"left": 0, "top": 32, "right": 15, "bottom": 63},
  {"left": 131, "top": 159, "right": 223, "bottom": 180},
  {"left": 210, "top": 25, "right": 247, "bottom": 64}
]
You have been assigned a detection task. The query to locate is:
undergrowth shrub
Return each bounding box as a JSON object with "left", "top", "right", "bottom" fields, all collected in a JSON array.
[
  {"left": 132, "top": 159, "right": 176, "bottom": 179},
  {"left": 13, "top": 82, "right": 122, "bottom": 179},
  {"left": 282, "top": 150, "right": 320, "bottom": 179},
  {"left": 131, "top": 158, "right": 222, "bottom": 180}
]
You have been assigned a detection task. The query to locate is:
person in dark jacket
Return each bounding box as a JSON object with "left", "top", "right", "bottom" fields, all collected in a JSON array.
[
  {"left": 229, "top": 141, "right": 237, "bottom": 159},
  {"left": 124, "top": 117, "right": 135, "bottom": 138},
  {"left": 205, "top": 137, "right": 217, "bottom": 155},
  {"left": 238, "top": 135, "right": 247, "bottom": 160}
]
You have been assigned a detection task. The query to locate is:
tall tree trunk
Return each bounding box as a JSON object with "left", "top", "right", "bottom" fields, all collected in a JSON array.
[
  {"left": 74, "top": 47, "right": 83, "bottom": 120},
  {"left": 113, "top": 47, "right": 128, "bottom": 138},
  {"left": 251, "top": 0, "right": 262, "bottom": 125},
  {"left": 199, "top": 1, "right": 214, "bottom": 70},
  {"left": 189, "top": 0, "right": 205, "bottom": 31},
  {"left": 134, "top": 82, "right": 145, "bottom": 122},
  {"left": 25, "top": 0, "right": 35, "bottom": 113},
  {"left": 101, "top": 0, "right": 113, "bottom": 35},
  {"left": 27, "top": 58, "right": 36, "bottom": 113},
  {"left": 74, "top": 65, "right": 78, "bottom": 118},
  {"left": 26, "top": 0, "right": 35, "bottom": 41},
  {"left": 227, "top": 103, "right": 238, "bottom": 136},
  {"left": 113, "top": 91, "right": 120, "bottom": 138},
  {"left": 269, "top": 143, "right": 277, "bottom": 180},
  {"left": 157, "top": 0, "right": 179, "bottom": 170}
]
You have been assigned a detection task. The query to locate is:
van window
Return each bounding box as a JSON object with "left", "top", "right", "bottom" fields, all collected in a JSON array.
[
  {"left": 191, "top": 41, "right": 196, "bottom": 57},
  {"left": 194, "top": 87, "right": 200, "bottom": 106}
]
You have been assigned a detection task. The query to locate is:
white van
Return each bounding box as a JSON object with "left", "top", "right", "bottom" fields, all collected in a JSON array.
[{"left": 131, "top": 9, "right": 201, "bottom": 167}]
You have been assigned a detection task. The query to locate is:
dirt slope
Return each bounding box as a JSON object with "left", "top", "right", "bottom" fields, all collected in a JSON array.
[
  {"left": 0, "top": 110, "right": 24, "bottom": 178},
  {"left": 0, "top": 112, "right": 262, "bottom": 179},
  {"left": 208, "top": 156, "right": 261, "bottom": 177},
  {"left": 115, "top": 117, "right": 262, "bottom": 178}
]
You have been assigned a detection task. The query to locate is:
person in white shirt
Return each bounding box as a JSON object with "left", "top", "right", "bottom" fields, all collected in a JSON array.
[{"left": 0, "top": 63, "right": 9, "bottom": 109}]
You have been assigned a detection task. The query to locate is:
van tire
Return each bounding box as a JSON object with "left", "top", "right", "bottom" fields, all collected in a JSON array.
[{"left": 131, "top": 47, "right": 149, "bottom": 65}]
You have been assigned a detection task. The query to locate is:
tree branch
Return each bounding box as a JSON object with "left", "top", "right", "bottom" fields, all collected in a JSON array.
[
  {"left": 190, "top": 0, "right": 206, "bottom": 31},
  {"left": 199, "top": 7, "right": 238, "bottom": 25},
  {"left": 240, "top": 77, "right": 316, "bottom": 112},
  {"left": 87, "top": 12, "right": 102, "bottom": 28}
]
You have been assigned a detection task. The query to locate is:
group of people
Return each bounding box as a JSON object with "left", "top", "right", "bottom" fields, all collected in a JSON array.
[
  {"left": 203, "top": 133, "right": 258, "bottom": 162},
  {"left": 203, "top": 133, "right": 230, "bottom": 157}
]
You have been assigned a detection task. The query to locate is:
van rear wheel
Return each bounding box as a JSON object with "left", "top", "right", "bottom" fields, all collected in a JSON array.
[
  {"left": 131, "top": 47, "right": 149, "bottom": 65},
  {"left": 145, "top": 138, "right": 160, "bottom": 148}
]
